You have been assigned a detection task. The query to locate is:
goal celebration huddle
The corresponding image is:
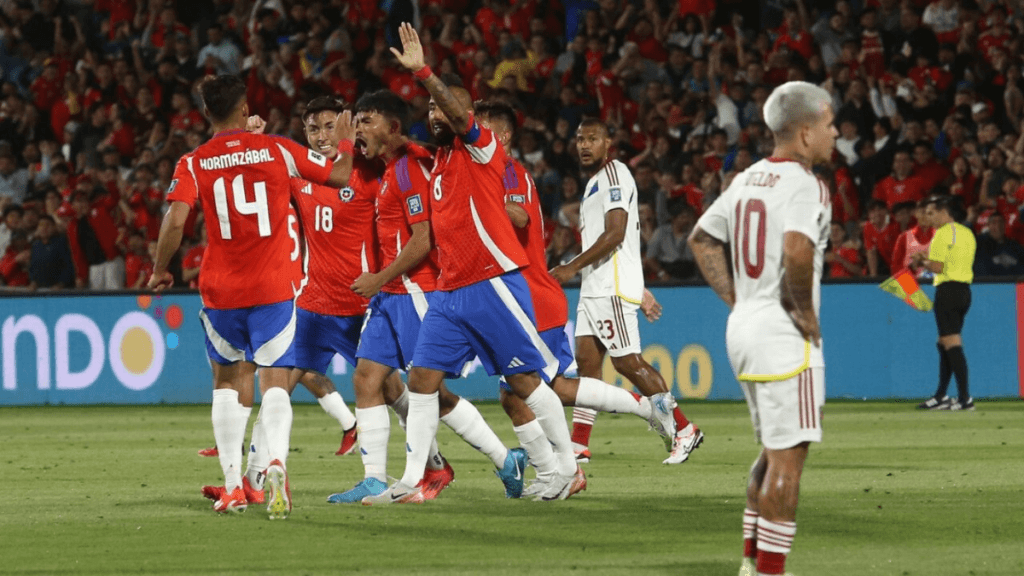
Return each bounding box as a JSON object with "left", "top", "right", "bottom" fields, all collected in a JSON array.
[{"left": 147, "top": 22, "right": 832, "bottom": 576}]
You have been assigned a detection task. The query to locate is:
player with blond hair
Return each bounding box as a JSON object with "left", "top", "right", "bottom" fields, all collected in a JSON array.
[{"left": 689, "top": 81, "right": 837, "bottom": 576}]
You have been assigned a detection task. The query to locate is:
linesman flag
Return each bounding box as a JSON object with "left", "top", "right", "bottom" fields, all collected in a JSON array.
[{"left": 879, "top": 270, "right": 933, "bottom": 311}]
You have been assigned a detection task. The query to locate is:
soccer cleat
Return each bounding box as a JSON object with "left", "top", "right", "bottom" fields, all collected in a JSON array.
[
  {"left": 327, "top": 477, "right": 388, "bottom": 504},
  {"left": 568, "top": 465, "right": 587, "bottom": 497},
  {"left": 738, "top": 557, "right": 755, "bottom": 576},
  {"left": 213, "top": 486, "right": 247, "bottom": 513},
  {"left": 917, "top": 395, "right": 950, "bottom": 410},
  {"left": 336, "top": 426, "right": 358, "bottom": 456},
  {"left": 361, "top": 481, "right": 424, "bottom": 505},
  {"left": 495, "top": 447, "right": 528, "bottom": 498},
  {"left": 198, "top": 447, "right": 219, "bottom": 457},
  {"left": 522, "top": 476, "right": 548, "bottom": 498},
  {"left": 663, "top": 423, "right": 704, "bottom": 464},
  {"left": 574, "top": 447, "right": 591, "bottom": 464},
  {"left": 949, "top": 397, "right": 975, "bottom": 411},
  {"left": 265, "top": 460, "right": 291, "bottom": 520},
  {"left": 420, "top": 459, "right": 455, "bottom": 500},
  {"left": 960, "top": 397, "right": 975, "bottom": 411},
  {"left": 648, "top": 392, "right": 678, "bottom": 450},
  {"left": 201, "top": 476, "right": 264, "bottom": 504},
  {"left": 533, "top": 471, "right": 575, "bottom": 501}
]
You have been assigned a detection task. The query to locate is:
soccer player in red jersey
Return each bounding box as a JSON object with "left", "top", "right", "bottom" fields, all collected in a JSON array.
[
  {"left": 475, "top": 102, "right": 679, "bottom": 497},
  {"left": 364, "top": 24, "right": 575, "bottom": 504},
  {"left": 148, "top": 75, "right": 353, "bottom": 519},
  {"left": 334, "top": 90, "right": 514, "bottom": 502}
]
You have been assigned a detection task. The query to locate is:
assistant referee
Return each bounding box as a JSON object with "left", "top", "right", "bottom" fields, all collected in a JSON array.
[{"left": 912, "top": 195, "right": 976, "bottom": 411}]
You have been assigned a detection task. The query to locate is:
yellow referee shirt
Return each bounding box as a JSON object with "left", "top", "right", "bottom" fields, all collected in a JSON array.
[{"left": 928, "top": 222, "right": 976, "bottom": 285}]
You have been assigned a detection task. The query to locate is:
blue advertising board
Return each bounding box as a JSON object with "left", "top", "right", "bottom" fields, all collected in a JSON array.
[{"left": 1, "top": 284, "right": 1020, "bottom": 406}]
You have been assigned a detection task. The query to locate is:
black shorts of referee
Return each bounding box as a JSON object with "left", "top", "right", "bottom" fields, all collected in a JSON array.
[{"left": 934, "top": 281, "right": 971, "bottom": 336}]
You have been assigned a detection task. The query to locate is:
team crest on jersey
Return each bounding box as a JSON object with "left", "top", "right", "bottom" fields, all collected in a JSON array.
[
  {"left": 308, "top": 149, "right": 327, "bottom": 167},
  {"left": 510, "top": 194, "right": 525, "bottom": 203},
  {"left": 609, "top": 187, "right": 622, "bottom": 202},
  {"left": 339, "top": 187, "right": 355, "bottom": 202},
  {"left": 407, "top": 194, "right": 423, "bottom": 215},
  {"left": 167, "top": 179, "right": 178, "bottom": 193}
]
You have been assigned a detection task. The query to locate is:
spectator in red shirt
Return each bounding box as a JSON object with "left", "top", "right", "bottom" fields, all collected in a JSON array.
[
  {"left": 912, "top": 141, "right": 951, "bottom": 191},
  {"left": 31, "top": 60, "right": 63, "bottom": 113},
  {"left": 182, "top": 226, "right": 206, "bottom": 288},
  {"left": 863, "top": 199, "right": 905, "bottom": 276},
  {"left": 826, "top": 222, "right": 864, "bottom": 278},
  {"left": 949, "top": 155, "right": 977, "bottom": 209},
  {"left": 874, "top": 149, "right": 929, "bottom": 208},
  {"left": 891, "top": 200, "right": 935, "bottom": 276},
  {"left": 123, "top": 230, "right": 154, "bottom": 289},
  {"left": 66, "top": 190, "right": 123, "bottom": 289},
  {"left": 168, "top": 89, "right": 205, "bottom": 136}
]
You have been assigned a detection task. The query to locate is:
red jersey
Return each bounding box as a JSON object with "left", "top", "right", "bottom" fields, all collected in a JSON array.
[
  {"left": 377, "top": 143, "right": 439, "bottom": 294},
  {"left": 287, "top": 203, "right": 303, "bottom": 294},
  {"left": 505, "top": 158, "right": 568, "bottom": 332},
  {"left": 873, "top": 175, "right": 928, "bottom": 208},
  {"left": 290, "top": 159, "right": 380, "bottom": 317},
  {"left": 166, "top": 130, "right": 334, "bottom": 309},
  {"left": 829, "top": 245, "right": 863, "bottom": 278},
  {"left": 890, "top": 225, "right": 934, "bottom": 275},
  {"left": 429, "top": 118, "right": 528, "bottom": 290},
  {"left": 125, "top": 253, "right": 154, "bottom": 287},
  {"left": 863, "top": 220, "right": 901, "bottom": 268}
]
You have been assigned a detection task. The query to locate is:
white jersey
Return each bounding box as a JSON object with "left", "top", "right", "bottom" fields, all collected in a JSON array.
[
  {"left": 579, "top": 159, "right": 644, "bottom": 303},
  {"left": 696, "top": 157, "right": 832, "bottom": 381}
]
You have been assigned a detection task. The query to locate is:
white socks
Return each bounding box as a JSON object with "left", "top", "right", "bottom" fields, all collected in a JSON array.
[
  {"left": 575, "top": 377, "right": 650, "bottom": 418},
  {"left": 212, "top": 388, "right": 247, "bottom": 491},
  {"left": 318, "top": 391, "right": 356, "bottom": 431},
  {"left": 513, "top": 419, "right": 556, "bottom": 480},
  {"left": 389, "top": 388, "right": 444, "bottom": 469},
  {"left": 524, "top": 384, "right": 576, "bottom": 475},
  {"left": 260, "top": 387, "right": 293, "bottom": 467},
  {"left": 399, "top": 391, "right": 439, "bottom": 488},
  {"left": 245, "top": 405, "right": 269, "bottom": 489},
  {"left": 355, "top": 405, "right": 390, "bottom": 482},
  {"left": 441, "top": 397, "right": 508, "bottom": 468}
]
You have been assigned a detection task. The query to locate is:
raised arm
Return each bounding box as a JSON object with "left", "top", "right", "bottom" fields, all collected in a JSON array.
[
  {"left": 780, "top": 231, "right": 820, "bottom": 345},
  {"left": 326, "top": 110, "right": 357, "bottom": 188},
  {"left": 688, "top": 226, "right": 736, "bottom": 308},
  {"left": 391, "top": 23, "right": 471, "bottom": 135}
]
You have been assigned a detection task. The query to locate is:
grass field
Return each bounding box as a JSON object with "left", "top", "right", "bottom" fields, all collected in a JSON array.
[{"left": 3, "top": 400, "right": 1023, "bottom": 575}]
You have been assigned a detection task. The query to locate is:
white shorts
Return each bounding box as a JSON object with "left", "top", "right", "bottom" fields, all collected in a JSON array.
[
  {"left": 739, "top": 367, "right": 824, "bottom": 450},
  {"left": 575, "top": 296, "right": 641, "bottom": 357}
]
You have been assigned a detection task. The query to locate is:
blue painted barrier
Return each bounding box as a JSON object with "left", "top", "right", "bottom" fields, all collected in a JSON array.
[{"left": 1, "top": 284, "right": 1019, "bottom": 406}]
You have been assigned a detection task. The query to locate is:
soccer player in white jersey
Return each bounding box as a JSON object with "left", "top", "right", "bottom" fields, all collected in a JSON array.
[
  {"left": 551, "top": 118, "right": 703, "bottom": 465},
  {"left": 688, "top": 81, "right": 836, "bottom": 576}
]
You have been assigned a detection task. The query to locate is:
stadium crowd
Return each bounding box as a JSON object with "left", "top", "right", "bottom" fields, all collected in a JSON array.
[{"left": 2, "top": 0, "right": 1024, "bottom": 290}]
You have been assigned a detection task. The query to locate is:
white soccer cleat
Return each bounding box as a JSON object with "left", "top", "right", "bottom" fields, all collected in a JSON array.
[
  {"left": 532, "top": 471, "right": 575, "bottom": 501},
  {"left": 361, "top": 481, "right": 425, "bottom": 505},
  {"left": 647, "top": 392, "right": 678, "bottom": 450},
  {"left": 663, "top": 423, "right": 704, "bottom": 465},
  {"left": 265, "top": 460, "right": 291, "bottom": 520}
]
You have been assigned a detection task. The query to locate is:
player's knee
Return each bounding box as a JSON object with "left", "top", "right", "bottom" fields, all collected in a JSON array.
[
  {"left": 437, "top": 387, "right": 460, "bottom": 412},
  {"left": 550, "top": 378, "right": 574, "bottom": 405},
  {"left": 499, "top": 389, "right": 516, "bottom": 416},
  {"left": 408, "top": 367, "right": 443, "bottom": 394}
]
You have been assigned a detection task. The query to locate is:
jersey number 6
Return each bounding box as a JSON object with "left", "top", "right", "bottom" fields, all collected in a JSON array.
[
  {"left": 733, "top": 199, "right": 766, "bottom": 280},
  {"left": 212, "top": 175, "right": 270, "bottom": 239}
]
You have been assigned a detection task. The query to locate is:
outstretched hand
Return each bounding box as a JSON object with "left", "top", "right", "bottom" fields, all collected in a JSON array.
[
  {"left": 389, "top": 22, "right": 427, "bottom": 72},
  {"left": 333, "top": 110, "right": 355, "bottom": 146}
]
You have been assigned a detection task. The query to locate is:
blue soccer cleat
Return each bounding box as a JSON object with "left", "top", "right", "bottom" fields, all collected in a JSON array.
[
  {"left": 495, "top": 447, "right": 528, "bottom": 498},
  {"left": 327, "top": 477, "right": 388, "bottom": 504}
]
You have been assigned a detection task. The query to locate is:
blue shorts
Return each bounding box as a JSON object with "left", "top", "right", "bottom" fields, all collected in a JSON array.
[
  {"left": 500, "top": 326, "right": 576, "bottom": 392},
  {"left": 199, "top": 300, "right": 296, "bottom": 367},
  {"left": 293, "top": 307, "right": 363, "bottom": 374},
  {"left": 356, "top": 291, "right": 432, "bottom": 371},
  {"left": 413, "top": 272, "right": 558, "bottom": 381}
]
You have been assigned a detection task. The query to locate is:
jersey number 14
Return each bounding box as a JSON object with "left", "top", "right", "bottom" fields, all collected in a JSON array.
[
  {"left": 734, "top": 199, "right": 766, "bottom": 279},
  {"left": 212, "top": 175, "right": 270, "bottom": 239}
]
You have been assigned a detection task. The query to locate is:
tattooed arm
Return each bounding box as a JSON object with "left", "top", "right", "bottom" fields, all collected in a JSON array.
[
  {"left": 390, "top": 22, "right": 471, "bottom": 134},
  {"left": 780, "top": 231, "right": 821, "bottom": 345},
  {"left": 688, "top": 226, "right": 736, "bottom": 309}
]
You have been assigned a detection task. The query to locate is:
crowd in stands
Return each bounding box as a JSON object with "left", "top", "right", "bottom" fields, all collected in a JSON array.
[{"left": 3, "top": 0, "right": 1024, "bottom": 291}]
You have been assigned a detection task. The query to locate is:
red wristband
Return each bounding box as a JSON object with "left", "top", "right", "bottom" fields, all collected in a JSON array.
[
  {"left": 337, "top": 139, "right": 354, "bottom": 157},
  {"left": 414, "top": 66, "right": 433, "bottom": 80}
]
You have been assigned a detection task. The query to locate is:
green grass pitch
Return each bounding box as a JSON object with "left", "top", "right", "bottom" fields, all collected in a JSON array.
[{"left": 3, "top": 401, "right": 1023, "bottom": 575}]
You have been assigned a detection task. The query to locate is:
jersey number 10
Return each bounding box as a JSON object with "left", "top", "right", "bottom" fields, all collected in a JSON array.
[
  {"left": 734, "top": 199, "right": 766, "bottom": 279},
  {"left": 213, "top": 175, "right": 270, "bottom": 239}
]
